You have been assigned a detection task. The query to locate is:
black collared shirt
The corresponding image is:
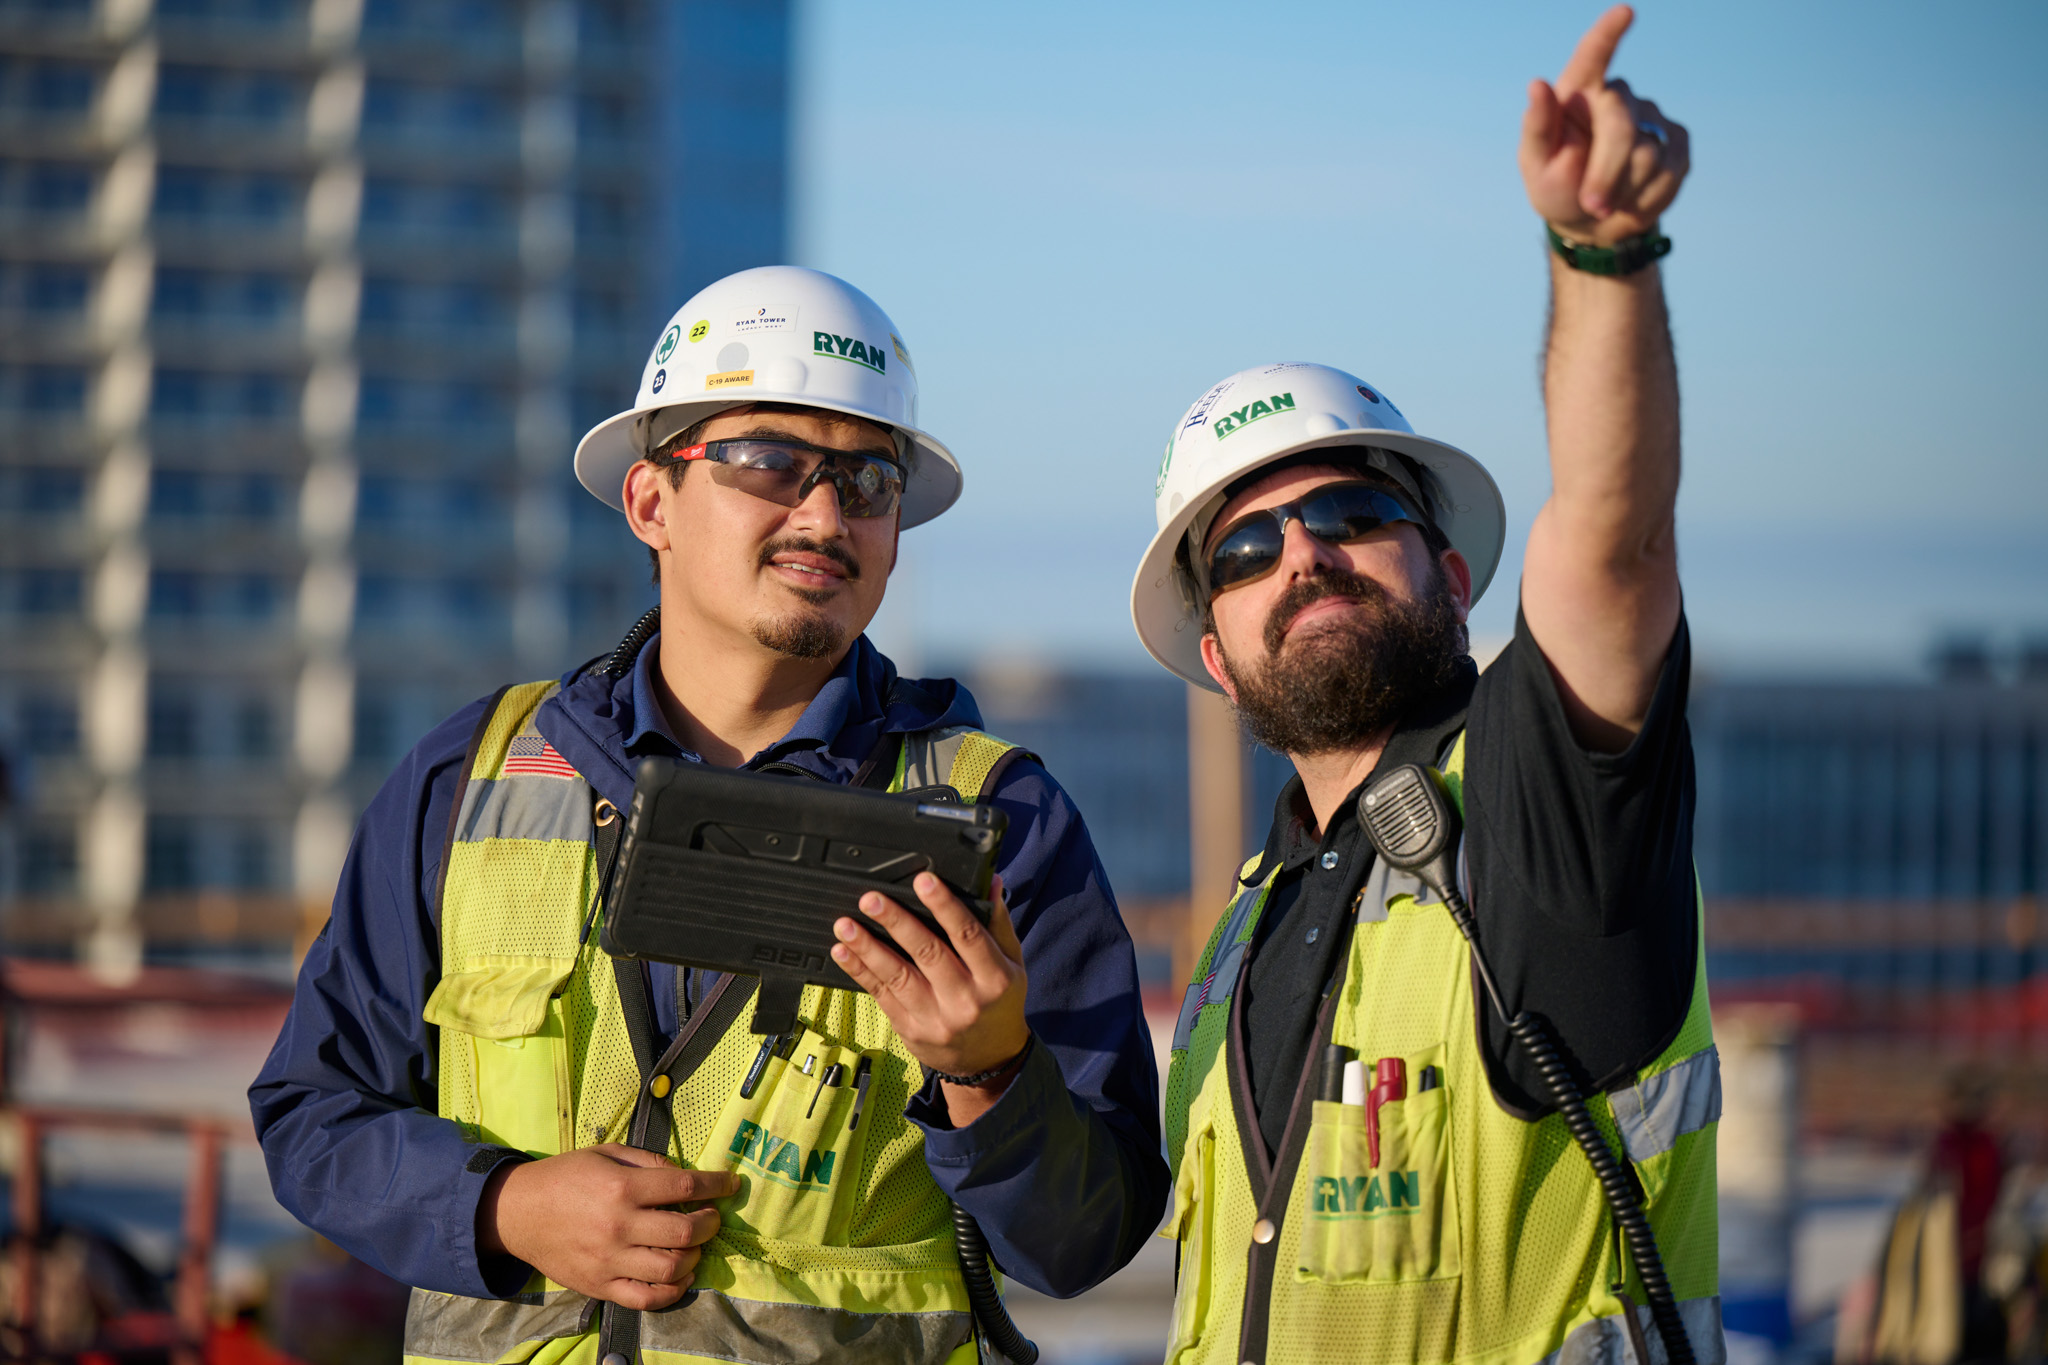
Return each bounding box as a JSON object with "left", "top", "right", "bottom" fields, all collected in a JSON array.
[{"left": 1238, "top": 607, "right": 1697, "bottom": 1156}]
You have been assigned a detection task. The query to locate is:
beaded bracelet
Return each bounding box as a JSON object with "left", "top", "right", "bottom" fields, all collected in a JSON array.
[{"left": 928, "top": 1034, "right": 1035, "bottom": 1088}]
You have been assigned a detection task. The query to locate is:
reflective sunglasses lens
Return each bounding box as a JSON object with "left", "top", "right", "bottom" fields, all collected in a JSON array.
[
  {"left": 1299, "top": 485, "right": 1405, "bottom": 543},
  {"left": 1207, "top": 518, "right": 1286, "bottom": 593},
  {"left": 713, "top": 441, "right": 808, "bottom": 504},
  {"left": 838, "top": 456, "right": 903, "bottom": 518},
  {"left": 713, "top": 440, "right": 904, "bottom": 517}
]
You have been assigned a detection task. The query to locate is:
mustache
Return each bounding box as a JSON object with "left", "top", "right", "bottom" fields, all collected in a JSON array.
[
  {"left": 758, "top": 535, "right": 861, "bottom": 581},
  {"left": 1262, "top": 568, "right": 1390, "bottom": 655}
]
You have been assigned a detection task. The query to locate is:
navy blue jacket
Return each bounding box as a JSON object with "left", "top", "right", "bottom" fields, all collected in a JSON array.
[{"left": 250, "top": 633, "right": 1167, "bottom": 1300}]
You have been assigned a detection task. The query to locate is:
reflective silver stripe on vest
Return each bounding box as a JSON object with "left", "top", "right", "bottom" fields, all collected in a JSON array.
[
  {"left": 404, "top": 1286, "right": 972, "bottom": 1365},
  {"left": 404, "top": 1287, "right": 589, "bottom": 1362},
  {"left": 1171, "top": 884, "right": 1264, "bottom": 1052},
  {"left": 455, "top": 775, "right": 593, "bottom": 844},
  {"left": 898, "top": 726, "right": 973, "bottom": 794},
  {"left": 1610, "top": 1046, "right": 1723, "bottom": 1164},
  {"left": 1538, "top": 1295, "right": 1726, "bottom": 1365}
]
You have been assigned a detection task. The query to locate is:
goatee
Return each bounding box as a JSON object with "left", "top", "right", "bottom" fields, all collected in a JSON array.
[
  {"left": 1217, "top": 567, "right": 1467, "bottom": 756},
  {"left": 751, "top": 535, "right": 858, "bottom": 659}
]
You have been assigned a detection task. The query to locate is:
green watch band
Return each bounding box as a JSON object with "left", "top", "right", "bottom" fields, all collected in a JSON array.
[{"left": 1546, "top": 224, "right": 1671, "bottom": 277}]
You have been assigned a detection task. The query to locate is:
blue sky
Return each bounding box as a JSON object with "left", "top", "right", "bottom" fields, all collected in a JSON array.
[{"left": 791, "top": 0, "right": 2048, "bottom": 677}]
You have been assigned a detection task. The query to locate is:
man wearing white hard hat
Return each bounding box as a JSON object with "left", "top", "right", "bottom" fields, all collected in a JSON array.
[
  {"left": 253, "top": 266, "right": 1167, "bottom": 1363},
  {"left": 1145, "top": 11, "right": 1722, "bottom": 1365}
]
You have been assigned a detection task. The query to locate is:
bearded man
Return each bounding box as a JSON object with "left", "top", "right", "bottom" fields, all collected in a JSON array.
[{"left": 1128, "top": 9, "right": 1723, "bottom": 1365}]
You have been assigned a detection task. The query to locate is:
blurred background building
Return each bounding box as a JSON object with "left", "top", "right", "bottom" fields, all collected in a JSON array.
[
  {"left": 1, "top": 0, "right": 2044, "bottom": 1358},
  {"left": 0, "top": 0, "right": 789, "bottom": 979}
]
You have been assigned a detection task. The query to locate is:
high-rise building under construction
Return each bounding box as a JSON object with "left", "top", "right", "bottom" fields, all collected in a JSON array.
[{"left": 0, "top": 0, "right": 791, "bottom": 972}]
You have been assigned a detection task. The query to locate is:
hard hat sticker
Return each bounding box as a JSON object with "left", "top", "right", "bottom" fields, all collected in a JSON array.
[
  {"left": 813, "top": 332, "right": 886, "bottom": 375},
  {"left": 688, "top": 319, "right": 711, "bottom": 343},
  {"left": 890, "top": 333, "right": 915, "bottom": 376},
  {"left": 705, "top": 370, "right": 755, "bottom": 390},
  {"left": 1181, "top": 380, "right": 1232, "bottom": 433},
  {"left": 655, "top": 325, "right": 681, "bottom": 364},
  {"left": 729, "top": 306, "right": 795, "bottom": 335},
  {"left": 1213, "top": 392, "right": 1296, "bottom": 440},
  {"left": 651, "top": 368, "right": 667, "bottom": 393}
]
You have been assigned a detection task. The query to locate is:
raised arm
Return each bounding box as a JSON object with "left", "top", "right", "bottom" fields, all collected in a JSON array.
[{"left": 1517, "top": 5, "right": 1692, "bottom": 753}]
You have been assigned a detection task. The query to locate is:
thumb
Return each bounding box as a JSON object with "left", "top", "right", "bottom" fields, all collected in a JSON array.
[
  {"left": 1519, "top": 78, "right": 1562, "bottom": 172},
  {"left": 592, "top": 1142, "right": 677, "bottom": 1170}
]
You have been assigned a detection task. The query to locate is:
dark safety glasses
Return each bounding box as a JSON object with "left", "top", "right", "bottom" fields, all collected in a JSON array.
[
  {"left": 671, "top": 437, "right": 905, "bottom": 519},
  {"left": 1203, "top": 480, "right": 1427, "bottom": 597}
]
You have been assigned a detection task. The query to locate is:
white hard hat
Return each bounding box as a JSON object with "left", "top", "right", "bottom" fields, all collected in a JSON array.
[
  {"left": 1130, "top": 361, "right": 1506, "bottom": 690},
  {"left": 573, "top": 266, "right": 961, "bottom": 529}
]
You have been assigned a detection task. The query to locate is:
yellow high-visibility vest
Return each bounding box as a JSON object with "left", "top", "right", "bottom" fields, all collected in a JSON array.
[
  {"left": 403, "top": 680, "right": 1023, "bottom": 1365},
  {"left": 1162, "top": 734, "right": 1725, "bottom": 1365}
]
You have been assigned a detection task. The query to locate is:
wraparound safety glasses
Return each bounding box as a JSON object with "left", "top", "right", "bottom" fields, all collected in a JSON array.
[
  {"left": 670, "top": 437, "right": 906, "bottom": 519},
  {"left": 1202, "top": 480, "right": 1428, "bottom": 597}
]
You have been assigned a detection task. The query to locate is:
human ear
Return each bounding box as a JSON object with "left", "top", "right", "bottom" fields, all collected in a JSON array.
[
  {"left": 623, "top": 461, "right": 671, "bottom": 554},
  {"left": 1198, "top": 633, "right": 1239, "bottom": 705},
  {"left": 1440, "top": 547, "right": 1473, "bottom": 620}
]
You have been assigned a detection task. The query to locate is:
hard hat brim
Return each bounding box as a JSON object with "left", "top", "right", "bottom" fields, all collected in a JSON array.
[
  {"left": 573, "top": 395, "right": 963, "bottom": 531},
  {"left": 1129, "top": 429, "right": 1506, "bottom": 691}
]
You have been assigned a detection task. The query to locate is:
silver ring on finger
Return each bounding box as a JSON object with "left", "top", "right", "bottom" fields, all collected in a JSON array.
[{"left": 1636, "top": 119, "right": 1668, "bottom": 148}]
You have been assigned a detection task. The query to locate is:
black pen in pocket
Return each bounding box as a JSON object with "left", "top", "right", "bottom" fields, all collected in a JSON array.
[
  {"left": 740, "top": 1032, "right": 786, "bottom": 1101},
  {"left": 807, "top": 1062, "right": 845, "bottom": 1118},
  {"left": 848, "top": 1056, "right": 874, "bottom": 1131}
]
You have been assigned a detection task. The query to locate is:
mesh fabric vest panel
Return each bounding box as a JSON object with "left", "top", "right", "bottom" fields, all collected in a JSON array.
[
  {"left": 1161, "top": 733, "right": 1724, "bottom": 1365},
  {"left": 403, "top": 685, "right": 1013, "bottom": 1365}
]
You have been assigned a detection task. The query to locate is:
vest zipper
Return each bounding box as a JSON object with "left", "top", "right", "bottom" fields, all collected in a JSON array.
[{"left": 1229, "top": 937, "right": 1352, "bottom": 1365}]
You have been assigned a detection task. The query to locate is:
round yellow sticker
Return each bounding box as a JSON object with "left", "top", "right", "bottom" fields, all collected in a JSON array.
[{"left": 688, "top": 319, "right": 710, "bottom": 343}]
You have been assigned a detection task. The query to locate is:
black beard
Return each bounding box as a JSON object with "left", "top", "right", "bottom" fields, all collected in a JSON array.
[{"left": 1217, "top": 567, "right": 1467, "bottom": 756}]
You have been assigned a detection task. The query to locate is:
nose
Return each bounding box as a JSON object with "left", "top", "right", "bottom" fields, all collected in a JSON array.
[
  {"left": 1275, "top": 515, "right": 1340, "bottom": 584},
  {"left": 787, "top": 466, "right": 852, "bottom": 540}
]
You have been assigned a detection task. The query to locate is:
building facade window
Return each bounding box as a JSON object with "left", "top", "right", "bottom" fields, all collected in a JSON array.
[
  {"left": 154, "top": 63, "right": 300, "bottom": 126},
  {"left": 0, "top": 260, "right": 90, "bottom": 313},
  {"left": 147, "top": 571, "right": 283, "bottom": 623},
  {"left": 0, "top": 363, "right": 87, "bottom": 413},
  {"left": 19, "top": 822, "right": 78, "bottom": 895},
  {"left": 155, "top": 0, "right": 303, "bottom": 27},
  {"left": 144, "top": 816, "right": 199, "bottom": 892},
  {"left": 150, "top": 469, "right": 286, "bottom": 522},
  {"left": 147, "top": 687, "right": 200, "bottom": 758},
  {"left": 149, "top": 369, "right": 293, "bottom": 424},
  {"left": 152, "top": 268, "right": 294, "bottom": 325},
  {"left": 0, "top": 158, "right": 94, "bottom": 214},
  {"left": 19, "top": 694, "right": 79, "bottom": 756},
  {"left": 0, "top": 55, "right": 96, "bottom": 114},
  {"left": 0, "top": 466, "right": 85, "bottom": 514},
  {"left": 1, "top": 568, "right": 83, "bottom": 616},
  {"left": 153, "top": 165, "right": 297, "bottom": 226},
  {"left": 233, "top": 697, "right": 274, "bottom": 759}
]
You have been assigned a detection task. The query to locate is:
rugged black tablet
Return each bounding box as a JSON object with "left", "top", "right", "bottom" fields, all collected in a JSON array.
[{"left": 601, "top": 757, "right": 1007, "bottom": 1033}]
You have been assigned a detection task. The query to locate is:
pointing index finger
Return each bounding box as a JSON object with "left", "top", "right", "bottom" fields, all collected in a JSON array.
[{"left": 1556, "top": 4, "right": 1633, "bottom": 95}]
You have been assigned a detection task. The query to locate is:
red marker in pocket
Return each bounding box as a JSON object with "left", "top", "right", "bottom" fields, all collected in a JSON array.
[{"left": 1366, "top": 1058, "right": 1406, "bottom": 1168}]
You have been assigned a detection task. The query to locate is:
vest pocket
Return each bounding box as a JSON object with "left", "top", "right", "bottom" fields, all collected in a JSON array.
[
  {"left": 1295, "top": 1063, "right": 1460, "bottom": 1285},
  {"left": 1164, "top": 1117, "right": 1216, "bottom": 1361},
  {"left": 424, "top": 958, "right": 578, "bottom": 1158},
  {"left": 698, "top": 1024, "right": 876, "bottom": 1249}
]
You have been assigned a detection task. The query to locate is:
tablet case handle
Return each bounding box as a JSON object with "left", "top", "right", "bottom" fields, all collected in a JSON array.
[{"left": 751, "top": 975, "right": 806, "bottom": 1036}]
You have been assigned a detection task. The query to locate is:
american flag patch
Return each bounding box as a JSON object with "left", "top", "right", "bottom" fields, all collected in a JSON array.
[
  {"left": 1193, "top": 970, "right": 1217, "bottom": 1011},
  {"left": 503, "top": 735, "right": 578, "bottom": 779}
]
